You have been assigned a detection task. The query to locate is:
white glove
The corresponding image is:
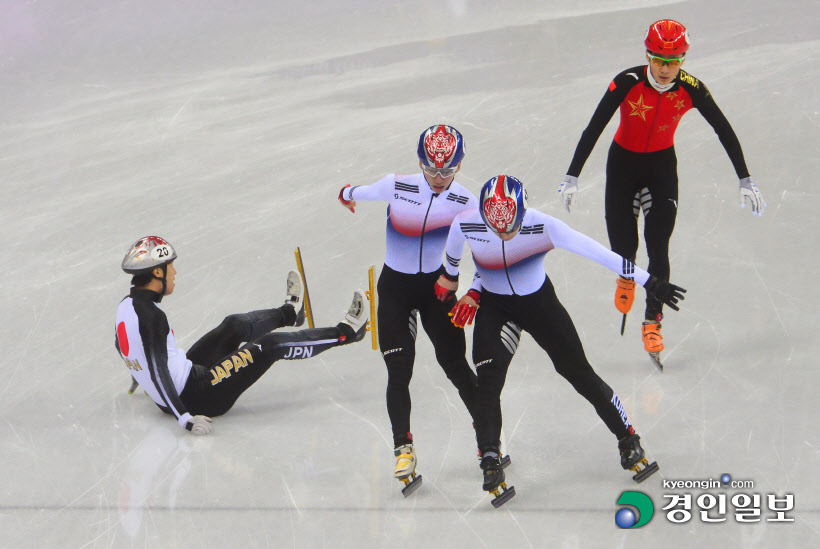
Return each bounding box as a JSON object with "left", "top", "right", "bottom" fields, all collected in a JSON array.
[
  {"left": 739, "top": 176, "right": 766, "bottom": 216},
  {"left": 185, "top": 415, "right": 213, "bottom": 436},
  {"left": 558, "top": 175, "right": 578, "bottom": 213}
]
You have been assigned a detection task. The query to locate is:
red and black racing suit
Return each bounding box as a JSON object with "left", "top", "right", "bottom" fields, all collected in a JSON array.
[{"left": 566, "top": 65, "right": 750, "bottom": 319}]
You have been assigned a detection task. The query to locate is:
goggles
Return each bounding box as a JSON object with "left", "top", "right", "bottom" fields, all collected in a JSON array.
[
  {"left": 647, "top": 52, "right": 684, "bottom": 68},
  {"left": 422, "top": 164, "right": 458, "bottom": 178}
]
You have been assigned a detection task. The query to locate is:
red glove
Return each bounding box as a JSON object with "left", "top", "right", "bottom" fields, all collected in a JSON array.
[
  {"left": 434, "top": 281, "right": 456, "bottom": 302},
  {"left": 449, "top": 289, "right": 480, "bottom": 328},
  {"left": 338, "top": 184, "right": 355, "bottom": 213}
]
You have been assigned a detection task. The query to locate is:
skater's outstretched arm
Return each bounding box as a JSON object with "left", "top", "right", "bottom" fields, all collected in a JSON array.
[
  {"left": 338, "top": 174, "right": 397, "bottom": 213},
  {"left": 560, "top": 68, "right": 636, "bottom": 212},
  {"left": 544, "top": 215, "right": 686, "bottom": 310},
  {"left": 545, "top": 215, "right": 650, "bottom": 284}
]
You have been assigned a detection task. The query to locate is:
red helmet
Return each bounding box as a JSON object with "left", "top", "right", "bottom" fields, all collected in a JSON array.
[
  {"left": 417, "top": 125, "right": 465, "bottom": 169},
  {"left": 645, "top": 19, "right": 690, "bottom": 56}
]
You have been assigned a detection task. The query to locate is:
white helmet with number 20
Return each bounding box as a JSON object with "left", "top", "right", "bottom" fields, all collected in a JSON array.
[{"left": 121, "top": 236, "right": 177, "bottom": 275}]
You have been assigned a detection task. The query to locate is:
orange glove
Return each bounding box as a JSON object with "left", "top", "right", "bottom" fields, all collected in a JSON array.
[{"left": 449, "top": 289, "right": 481, "bottom": 328}]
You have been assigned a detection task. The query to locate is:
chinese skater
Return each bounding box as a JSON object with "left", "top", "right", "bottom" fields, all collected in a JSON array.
[{"left": 559, "top": 19, "right": 764, "bottom": 360}]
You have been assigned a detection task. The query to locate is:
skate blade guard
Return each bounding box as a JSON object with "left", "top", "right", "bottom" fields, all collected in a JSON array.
[
  {"left": 631, "top": 458, "right": 660, "bottom": 483},
  {"left": 489, "top": 483, "right": 516, "bottom": 508},
  {"left": 399, "top": 472, "right": 423, "bottom": 497}
]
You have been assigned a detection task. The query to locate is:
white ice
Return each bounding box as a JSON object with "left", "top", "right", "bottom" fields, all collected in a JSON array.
[{"left": 1, "top": 1, "right": 819, "bottom": 548}]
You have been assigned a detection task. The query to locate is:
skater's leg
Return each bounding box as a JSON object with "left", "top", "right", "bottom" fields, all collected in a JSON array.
[
  {"left": 181, "top": 291, "right": 367, "bottom": 417},
  {"left": 186, "top": 272, "right": 303, "bottom": 365},
  {"left": 642, "top": 158, "right": 678, "bottom": 321},
  {"left": 418, "top": 295, "right": 478, "bottom": 422},
  {"left": 186, "top": 307, "right": 293, "bottom": 366},
  {"left": 377, "top": 267, "right": 418, "bottom": 447},
  {"left": 524, "top": 281, "right": 632, "bottom": 438},
  {"left": 605, "top": 144, "right": 642, "bottom": 263},
  {"left": 471, "top": 300, "right": 514, "bottom": 455}
]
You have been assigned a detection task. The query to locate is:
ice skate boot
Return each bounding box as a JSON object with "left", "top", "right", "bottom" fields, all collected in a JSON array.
[
  {"left": 615, "top": 276, "right": 635, "bottom": 314},
  {"left": 618, "top": 430, "right": 659, "bottom": 483},
  {"left": 642, "top": 320, "right": 664, "bottom": 371},
  {"left": 473, "top": 425, "right": 512, "bottom": 469},
  {"left": 480, "top": 451, "right": 511, "bottom": 469},
  {"left": 394, "top": 444, "right": 423, "bottom": 497},
  {"left": 285, "top": 271, "right": 305, "bottom": 327},
  {"left": 338, "top": 290, "right": 368, "bottom": 344},
  {"left": 480, "top": 453, "right": 515, "bottom": 508},
  {"left": 616, "top": 276, "right": 636, "bottom": 335}
]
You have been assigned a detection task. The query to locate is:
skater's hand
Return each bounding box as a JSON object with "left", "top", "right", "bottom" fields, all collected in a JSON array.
[
  {"left": 643, "top": 276, "right": 687, "bottom": 311},
  {"left": 185, "top": 415, "right": 213, "bottom": 436},
  {"left": 434, "top": 275, "right": 458, "bottom": 302},
  {"left": 558, "top": 175, "right": 578, "bottom": 213},
  {"left": 338, "top": 184, "right": 356, "bottom": 213},
  {"left": 739, "top": 177, "right": 765, "bottom": 216},
  {"left": 449, "top": 289, "right": 480, "bottom": 328}
]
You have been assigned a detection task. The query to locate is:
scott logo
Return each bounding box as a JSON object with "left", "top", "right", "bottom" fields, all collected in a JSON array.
[
  {"left": 395, "top": 194, "right": 422, "bottom": 205},
  {"left": 615, "top": 491, "right": 654, "bottom": 528}
]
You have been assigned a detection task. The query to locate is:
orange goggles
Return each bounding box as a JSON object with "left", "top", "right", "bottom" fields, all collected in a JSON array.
[{"left": 647, "top": 53, "right": 684, "bottom": 68}]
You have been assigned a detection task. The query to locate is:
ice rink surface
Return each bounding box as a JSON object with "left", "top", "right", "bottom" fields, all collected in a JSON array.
[{"left": 1, "top": 1, "right": 819, "bottom": 547}]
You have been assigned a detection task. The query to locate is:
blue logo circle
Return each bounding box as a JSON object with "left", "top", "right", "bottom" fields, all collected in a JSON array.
[
  {"left": 721, "top": 474, "right": 731, "bottom": 483},
  {"left": 616, "top": 491, "right": 655, "bottom": 528},
  {"left": 615, "top": 508, "right": 637, "bottom": 528}
]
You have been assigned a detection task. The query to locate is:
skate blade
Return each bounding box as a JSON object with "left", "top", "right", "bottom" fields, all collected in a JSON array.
[
  {"left": 630, "top": 458, "right": 659, "bottom": 483},
  {"left": 500, "top": 455, "right": 511, "bottom": 469},
  {"left": 489, "top": 483, "right": 516, "bottom": 508},
  {"left": 648, "top": 352, "right": 663, "bottom": 372},
  {"left": 399, "top": 473, "right": 423, "bottom": 497}
]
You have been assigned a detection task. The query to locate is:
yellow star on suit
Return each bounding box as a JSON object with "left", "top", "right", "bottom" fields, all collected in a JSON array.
[{"left": 627, "top": 95, "right": 654, "bottom": 122}]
